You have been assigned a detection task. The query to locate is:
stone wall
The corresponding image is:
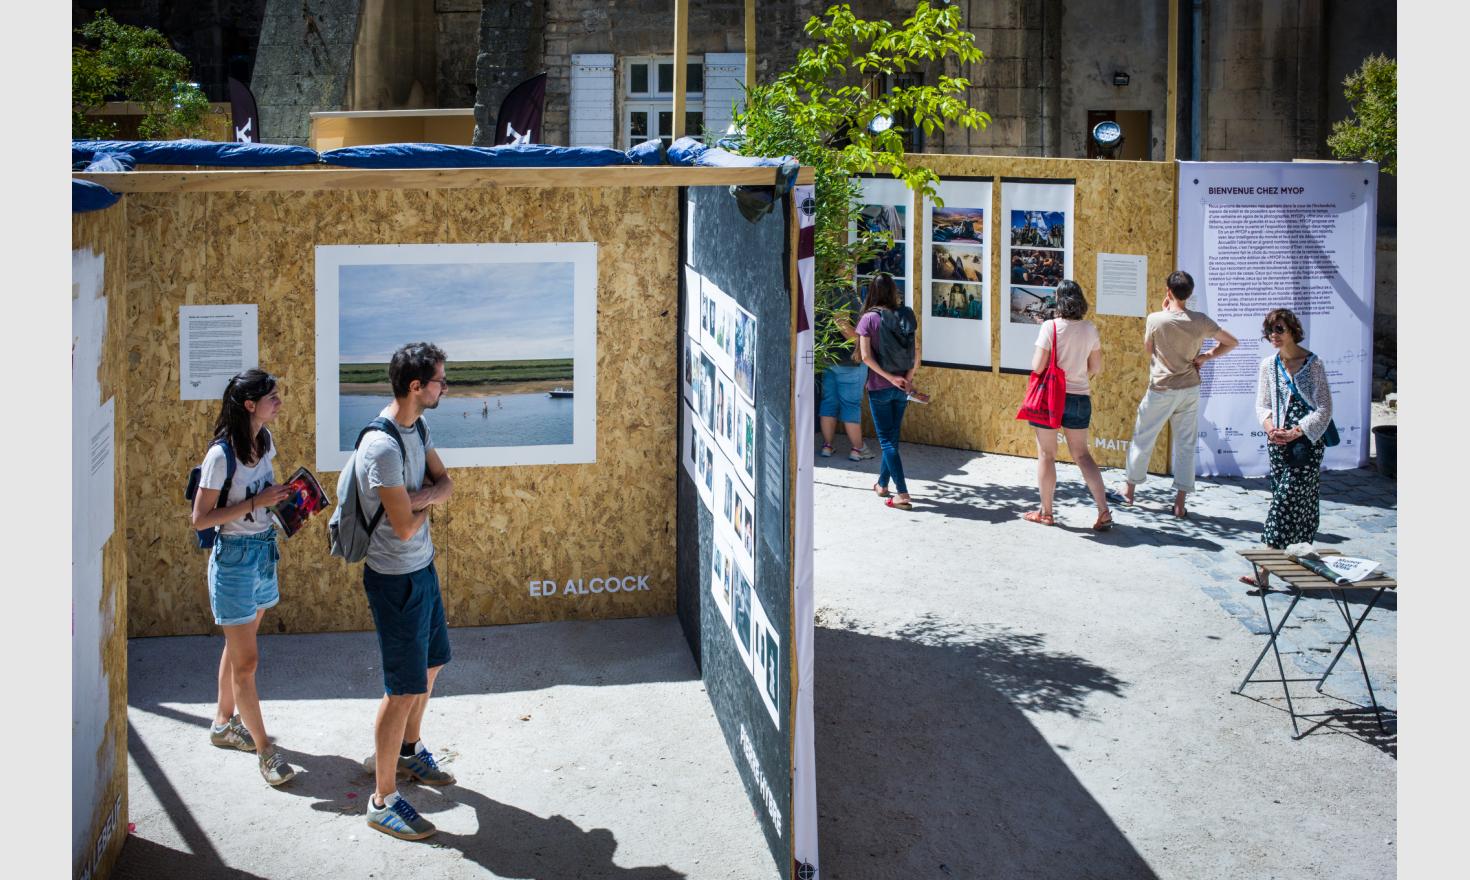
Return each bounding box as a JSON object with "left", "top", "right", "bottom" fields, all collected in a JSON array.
[
  {"left": 1199, "top": 0, "right": 1326, "bottom": 162},
  {"left": 253, "top": 0, "right": 362, "bottom": 145}
]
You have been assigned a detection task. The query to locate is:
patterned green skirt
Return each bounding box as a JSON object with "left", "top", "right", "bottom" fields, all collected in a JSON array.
[{"left": 1263, "top": 394, "right": 1325, "bottom": 549}]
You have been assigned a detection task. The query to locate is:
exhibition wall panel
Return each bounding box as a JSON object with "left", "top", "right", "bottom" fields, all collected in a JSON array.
[
  {"left": 677, "top": 185, "right": 807, "bottom": 877},
  {"left": 71, "top": 205, "right": 130, "bottom": 880},
  {"left": 893, "top": 155, "right": 1177, "bottom": 470},
  {"left": 116, "top": 177, "right": 683, "bottom": 637}
]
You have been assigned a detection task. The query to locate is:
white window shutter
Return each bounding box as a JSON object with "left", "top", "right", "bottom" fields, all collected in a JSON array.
[
  {"left": 570, "top": 54, "right": 615, "bottom": 147},
  {"left": 702, "top": 52, "right": 747, "bottom": 142}
]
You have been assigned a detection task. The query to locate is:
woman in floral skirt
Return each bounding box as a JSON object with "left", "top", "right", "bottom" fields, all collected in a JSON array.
[{"left": 1252, "top": 308, "right": 1334, "bottom": 550}]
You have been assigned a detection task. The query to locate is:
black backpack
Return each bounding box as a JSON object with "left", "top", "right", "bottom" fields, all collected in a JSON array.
[
  {"left": 872, "top": 306, "right": 917, "bottom": 375},
  {"left": 184, "top": 438, "right": 237, "bottom": 550}
]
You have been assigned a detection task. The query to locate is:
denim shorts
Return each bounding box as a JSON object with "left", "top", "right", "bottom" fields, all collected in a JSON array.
[
  {"left": 819, "top": 363, "right": 869, "bottom": 423},
  {"left": 1030, "top": 393, "right": 1092, "bottom": 430},
  {"left": 364, "top": 561, "right": 451, "bottom": 696},
  {"left": 207, "top": 529, "right": 280, "bottom": 627}
]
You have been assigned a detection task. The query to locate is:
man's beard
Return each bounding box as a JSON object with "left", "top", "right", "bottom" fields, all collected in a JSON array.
[{"left": 425, "top": 396, "right": 441, "bottom": 409}]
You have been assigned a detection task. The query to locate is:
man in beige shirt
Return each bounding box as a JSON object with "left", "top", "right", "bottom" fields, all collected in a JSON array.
[{"left": 1118, "top": 270, "right": 1238, "bottom": 517}]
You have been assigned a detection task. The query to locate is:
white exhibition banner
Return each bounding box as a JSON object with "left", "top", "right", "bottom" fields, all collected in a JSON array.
[
  {"left": 1096, "top": 253, "right": 1149, "bottom": 317},
  {"left": 314, "top": 242, "right": 598, "bottom": 471},
  {"left": 1176, "top": 162, "right": 1377, "bottom": 476},
  {"left": 179, "top": 304, "right": 258, "bottom": 400},
  {"left": 921, "top": 178, "right": 993, "bottom": 368},
  {"left": 852, "top": 176, "right": 916, "bottom": 307},
  {"left": 999, "top": 180, "right": 1075, "bottom": 372},
  {"left": 790, "top": 183, "right": 819, "bottom": 880},
  {"left": 71, "top": 247, "right": 119, "bottom": 872}
]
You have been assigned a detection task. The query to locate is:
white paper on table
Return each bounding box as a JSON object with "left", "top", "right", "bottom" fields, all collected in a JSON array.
[
  {"left": 1321, "top": 556, "right": 1381, "bottom": 583},
  {"left": 179, "top": 304, "right": 258, "bottom": 400},
  {"left": 87, "top": 397, "right": 116, "bottom": 553}
]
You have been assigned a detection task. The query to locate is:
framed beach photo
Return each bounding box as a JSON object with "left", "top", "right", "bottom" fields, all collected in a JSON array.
[{"left": 315, "top": 243, "right": 598, "bottom": 471}]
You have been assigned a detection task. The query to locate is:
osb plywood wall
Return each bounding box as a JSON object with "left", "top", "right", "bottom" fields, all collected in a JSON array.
[
  {"left": 72, "top": 205, "right": 129, "bottom": 880},
  {"left": 123, "top": 184, "right": 679, "bottom": 638},
  {"left": 898, "top": 155, "right": 1178, "bottom": 473}
]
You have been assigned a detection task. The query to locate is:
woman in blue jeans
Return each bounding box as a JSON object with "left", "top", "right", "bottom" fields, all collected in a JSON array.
[
  {"left": 819, "top": 287, "right": 875, "bottom": 461},
  {"left": 856, "top": 273, "right": 921, "bottom": 510}
]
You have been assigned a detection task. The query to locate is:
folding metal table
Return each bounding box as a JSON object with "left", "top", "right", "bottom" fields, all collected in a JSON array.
[{"left": 1232, "top": 547, "right": 1396, "bottom": 739}]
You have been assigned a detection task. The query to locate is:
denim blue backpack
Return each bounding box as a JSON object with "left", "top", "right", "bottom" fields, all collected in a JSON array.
[{"left": 184, "top": 438, "right": 236, "bottom": 550}]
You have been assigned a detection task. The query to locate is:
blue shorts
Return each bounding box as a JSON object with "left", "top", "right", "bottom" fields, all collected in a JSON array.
[
  {"left": 819, "top": 363, "right": 869, "bottom": 423},
  {"left": 364, "top": 561, "right": 451, "bottom": 696},
  {"left": 1029, "top": 393, "right": 1093, "bottom": 431},
  {"left": 208, "top": 530, "right": 280, "bottom": 627}
]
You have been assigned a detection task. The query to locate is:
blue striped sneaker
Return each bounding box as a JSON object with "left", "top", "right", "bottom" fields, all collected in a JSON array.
[
  {"left": 401, "top": 747, "right": 455, "bottom": 786},
  {"left": 366, "top": 792, "right": 436, "bottom": 841},
  {"left": 360, "top": 746, "right": 456, "bottom": 785}
]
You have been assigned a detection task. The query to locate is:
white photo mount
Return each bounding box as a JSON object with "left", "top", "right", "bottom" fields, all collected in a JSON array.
[{"left": 315, "top": 242, "right": 598, "bottom": 472}]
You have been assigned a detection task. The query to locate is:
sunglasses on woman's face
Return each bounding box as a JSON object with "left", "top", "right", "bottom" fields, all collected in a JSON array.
[{"left": 1267, "top": 325, "right": 1288, "bottom": 335}]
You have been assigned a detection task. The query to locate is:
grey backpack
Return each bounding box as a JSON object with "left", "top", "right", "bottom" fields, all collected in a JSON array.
[{"left": 327, "top": 416, "right": 425, "bottom": 563}]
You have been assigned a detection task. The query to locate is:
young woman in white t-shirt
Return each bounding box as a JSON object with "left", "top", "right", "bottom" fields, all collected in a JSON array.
[
  {"left": 189, "top": 369, "right": 297, "bottom": 787},
  {"left": 1023, "top": 281, "right": 1114, "bottom": 530}
]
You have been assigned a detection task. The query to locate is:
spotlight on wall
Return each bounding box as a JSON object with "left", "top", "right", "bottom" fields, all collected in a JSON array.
[
  {"left": 1091, "top": 120, "right": 1124, "bottom": 158},
  {"left": 1112, "top": 71, "right": 1130, "bottom": 87}
]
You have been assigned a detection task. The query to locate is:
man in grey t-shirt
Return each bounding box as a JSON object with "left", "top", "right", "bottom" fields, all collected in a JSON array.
[{"left": 357, "top": 342, "right": 456, "bottom": 841}]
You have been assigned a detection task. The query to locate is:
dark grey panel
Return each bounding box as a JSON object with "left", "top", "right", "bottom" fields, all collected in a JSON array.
[{"left": 676, "top": 184, "right": 793, "bottom": 878}]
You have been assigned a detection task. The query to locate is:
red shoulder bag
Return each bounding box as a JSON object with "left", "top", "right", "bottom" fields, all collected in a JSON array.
[{"left": 1015, "top": 322, "right": 1067, "bottom": 428}]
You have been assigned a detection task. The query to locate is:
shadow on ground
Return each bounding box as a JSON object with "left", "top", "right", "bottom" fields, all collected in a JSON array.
[
  {"left": 119, "top": 724, "right": 683, "bottom": 880},
  {"left": 814, "top": 615, "right": 1158, "bottom": 879},
  {"left": 113, "top": 723, "right": 270, "bottom": 880},
  {"left": 128, "top": 617, "right": 700, "bottom": 706}
]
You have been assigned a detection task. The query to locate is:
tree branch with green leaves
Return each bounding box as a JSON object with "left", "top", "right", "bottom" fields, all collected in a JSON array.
[
  {"left": 1327, "top": 54, "right": 1395, "bottom": 175},
  {"left": 728, "top": 2, "right": 989, "bottom": 370},
  {"left": 73, "top": 9, "right": 211, "bottom": 141}
]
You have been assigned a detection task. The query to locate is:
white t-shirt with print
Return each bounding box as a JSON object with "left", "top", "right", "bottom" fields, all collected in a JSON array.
[{"left": 198, "top": 430, "right": 277, "bottom": 536}]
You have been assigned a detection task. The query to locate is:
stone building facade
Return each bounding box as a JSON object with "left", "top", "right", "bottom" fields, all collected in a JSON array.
[{"left": 76, "top": 1, "right": 1397, "bottom": 352}]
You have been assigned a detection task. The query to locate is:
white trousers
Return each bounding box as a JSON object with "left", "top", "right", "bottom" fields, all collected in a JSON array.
[{"left": 1125, "top": 386, "right": 1200, "bottom": 493}]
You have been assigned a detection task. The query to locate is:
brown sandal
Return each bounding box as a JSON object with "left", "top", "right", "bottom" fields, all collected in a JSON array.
[
  {"left": 872, "top": 483, "right": 890, "bottom": 498},
  {"left": 1022, "top": 511, "right": 1055, "bottom": 526},
  {"left": 1092, "top": 512, "right": 1114, "bottom": 531}
]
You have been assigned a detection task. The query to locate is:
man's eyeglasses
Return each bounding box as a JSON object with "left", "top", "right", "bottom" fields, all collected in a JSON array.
[{"left": 426, "top": 377, "right": 450, "bottom": 388}]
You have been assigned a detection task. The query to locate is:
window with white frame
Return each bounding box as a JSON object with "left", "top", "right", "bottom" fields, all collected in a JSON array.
[{"left": 624, "top": 55, "right": 705, "bottom": 148}]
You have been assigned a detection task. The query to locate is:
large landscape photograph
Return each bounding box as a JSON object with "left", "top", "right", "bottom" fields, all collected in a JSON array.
[{"left": 316, "top": 243, "right": 598, "bottom": 469}]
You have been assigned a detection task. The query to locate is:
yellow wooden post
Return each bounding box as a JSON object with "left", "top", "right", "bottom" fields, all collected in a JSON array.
[
  {"left": 745, "top": 0, "right": 757, "bottom": 88},
  {"left": 1166, "top": 0, "right": 1179, "bottom": 160},
  {"left": 673, "top": 0, "right": 690, "bottom": 140}
]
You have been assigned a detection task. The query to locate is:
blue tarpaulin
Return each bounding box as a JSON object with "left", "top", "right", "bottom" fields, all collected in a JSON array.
[
  {"left": 70, "top": 138, "right": 797, "bottom": 214},
  {"left": 71, "top": 139, "right": 319, "bottom": 167},
  {"left": 667, "top": 136, "right": 792, "bottom": 169},
  {"left": 81, "top": 152, "right": 136, "bottom": 173},
  {"left": 73, "top": 179, "right": 120, "bottom": 213},
  {"left": 319, "top": 142, "right": 632, "bottom": 169},
  {"left": 625, "top": 139, "right": 666, "bottom": 166}
]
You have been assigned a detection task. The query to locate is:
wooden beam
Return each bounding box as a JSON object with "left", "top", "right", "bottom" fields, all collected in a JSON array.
[
  {"left": 1165, "top": 0, "right": 1179, "bottom": 161},
  {"left": 745, "top": 0, "right": 757, "bottom": 88},
  {"left": 72, "top": 165, "right": 816, "bottom": 193},
  {"left": 672, "top": 0, "right": 690, "bottom": 140}
]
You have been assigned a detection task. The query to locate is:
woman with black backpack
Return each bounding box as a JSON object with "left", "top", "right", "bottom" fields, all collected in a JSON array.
[
  {"left": 189, "top": 369, "right": 298, "bottom": 787},
  {"left": 856, "top": 273, "right": 921, "bottom": 510}
]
